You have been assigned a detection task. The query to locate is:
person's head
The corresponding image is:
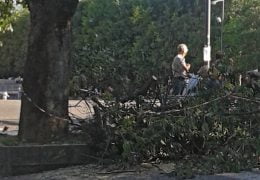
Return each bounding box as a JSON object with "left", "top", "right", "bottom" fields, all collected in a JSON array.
[{"left": 177, "top": 44, "right": 188, "bottom": 57}]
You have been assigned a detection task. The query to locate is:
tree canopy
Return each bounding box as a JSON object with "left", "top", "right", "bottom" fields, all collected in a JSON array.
[
  {"left": 0, "top": 0, "right": 24, "bottom": 33},
  {"left": 0, "top": 0, "right": 259, "bottom": 81},
  {"left": 69, "top": 0, "right": 259, "bottom": 95},
  {"left": 0, "top": 10, "right": 28, "bottom": 77},
  {"left": 224, "top": 0, "right": 260, "bottom": 70}
]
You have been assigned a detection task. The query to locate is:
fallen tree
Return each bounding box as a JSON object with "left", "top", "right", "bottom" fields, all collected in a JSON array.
[{"left": 79, "top": 85, "right": 260, "bottom": 176}]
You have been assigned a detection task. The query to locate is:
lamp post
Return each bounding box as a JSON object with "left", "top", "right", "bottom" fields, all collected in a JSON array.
[
  {"left": 212, "top": 0, "right": 224, "bottom": 53},
  {"left": 203, "top": 0, "right": 212, "bottom": 68}
]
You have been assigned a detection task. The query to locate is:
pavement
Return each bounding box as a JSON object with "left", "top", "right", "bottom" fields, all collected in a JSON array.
[
  {"left": 2, "top": 164, "right": 260, "bottom": 180},
  {"left": 0, "top": 100, "right": 20, "bottom": 136},
  {"left": 0, "top": 99, "right": 93, "bottom": 136}
]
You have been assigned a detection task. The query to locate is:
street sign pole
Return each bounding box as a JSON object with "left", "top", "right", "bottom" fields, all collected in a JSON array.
[{"left": 204, "top": 0, "right": 211, "bottom": 68}]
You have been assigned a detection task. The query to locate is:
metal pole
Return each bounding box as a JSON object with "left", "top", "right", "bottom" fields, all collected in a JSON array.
[
  {"left": 205, "top": 0, "right": 211, "bottom": 68},
  {"left": 220, "top": 1, "right": 224, "bottom": 53},
  {"left": 207, "top": 0, "right": 211, "bottom": 47}
]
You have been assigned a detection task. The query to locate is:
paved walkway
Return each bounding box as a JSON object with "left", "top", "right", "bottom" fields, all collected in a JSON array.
[
  {"left": 0, "top": 100, "right": 20, "bottom": 135},
  {"left": 2, "top": 164, "right": 260, "bottom": 180},
  {"left": 0, "top": 100, "right": 93, "bottom": 136}
]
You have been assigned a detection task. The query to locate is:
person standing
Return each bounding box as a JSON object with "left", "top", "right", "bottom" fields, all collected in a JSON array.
[{"left": 171, "top": 44, "right": 191, "bottom": 95}]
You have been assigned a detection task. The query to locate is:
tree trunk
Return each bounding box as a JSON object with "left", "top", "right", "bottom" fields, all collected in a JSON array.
[{"left": 18, "top": 0, "right": 78, "bottom": 142}]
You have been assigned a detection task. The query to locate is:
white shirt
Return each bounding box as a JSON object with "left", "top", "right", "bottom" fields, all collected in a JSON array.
[{"left": 172, "top": 54, "right": 187, "bottom": 78}]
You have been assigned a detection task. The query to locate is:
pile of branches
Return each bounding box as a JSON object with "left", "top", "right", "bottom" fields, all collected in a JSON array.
[{"left": 79, "top": 82, "right": 259, "bottom": 170}]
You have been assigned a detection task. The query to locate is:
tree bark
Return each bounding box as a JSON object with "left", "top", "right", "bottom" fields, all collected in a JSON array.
[{"left": 19, "top": 0, "right": 78, "bottom": 142}]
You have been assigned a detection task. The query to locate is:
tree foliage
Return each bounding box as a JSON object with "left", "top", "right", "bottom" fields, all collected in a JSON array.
[
  {"left": 0, "top": 0, "right": 25, "bottom": 33},
  {"left": 0, "top": 9, "right": 29, "bottom": 77},
  {"left": 0, "top": 0, "right": 259, "bottom": 82},
  {"left": 223, "top": 0, "right": 260, "bottom": 70},
  {"left": 71, "top": 0, "right": 205, "bottom": 95},
  {"left": 70, "top": 0, "right": 259, "bottom": 96},
  {"left": 0, "top": 0, "right": 15, "bottom": 33}
]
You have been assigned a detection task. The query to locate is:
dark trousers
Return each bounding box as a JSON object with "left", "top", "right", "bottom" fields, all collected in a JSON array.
[{"left": 172, "top": 77, "right": 186, "bottom": 95}]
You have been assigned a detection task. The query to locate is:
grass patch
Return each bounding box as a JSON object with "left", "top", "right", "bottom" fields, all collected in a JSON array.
[{"left": 0, "top": 135, "right": 19, "bottom": 146}]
